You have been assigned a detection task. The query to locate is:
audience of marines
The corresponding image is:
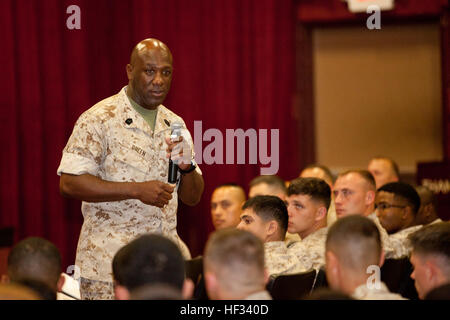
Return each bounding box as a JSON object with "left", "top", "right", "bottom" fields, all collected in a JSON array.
[{"left": 1, "top": 156, "right": 449, "bottom": 300}]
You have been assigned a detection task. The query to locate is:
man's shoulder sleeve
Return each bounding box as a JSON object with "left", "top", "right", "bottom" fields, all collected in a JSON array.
[{"left": 57, "top": 110, "right": 106, "bottom": 177}]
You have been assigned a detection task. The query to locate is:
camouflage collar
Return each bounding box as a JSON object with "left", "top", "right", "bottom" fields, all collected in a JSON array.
[{"left": 117, "top": 86, "right": 173, "bottom": 137}]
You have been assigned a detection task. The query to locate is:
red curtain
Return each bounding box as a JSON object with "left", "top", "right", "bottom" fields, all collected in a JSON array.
[{"left": 0, "top": 0, "right": 300, "bottom": 269}]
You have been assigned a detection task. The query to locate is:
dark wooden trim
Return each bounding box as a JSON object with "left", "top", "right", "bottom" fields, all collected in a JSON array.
[
  {"left": 295, "top": 0, "right": 450, "bottom": 164},
  {"left": 297, "top": 0, "right": 446, "bottom": 24},
  {"left": 441, "top": 8, "right": 450, "bottom": 160},
  {"left": 295, "top": 23, "right": 315, "bottom": 169}
]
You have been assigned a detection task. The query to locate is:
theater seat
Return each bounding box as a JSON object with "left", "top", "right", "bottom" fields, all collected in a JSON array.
[
  {"left": 185, "top": 256, "right": 209, "bottom": 300},
  {"left": 381, "top": 257, "right": 418, "bottom": 300},
  {"left": 267, "top": 270, "right": 317, "bottom": 300},
  {"left": 185, "top": 256, "right": 203, "bottom": 285},
  {"left": 312, "top": 268, "right": 329, "bottom": 291}
]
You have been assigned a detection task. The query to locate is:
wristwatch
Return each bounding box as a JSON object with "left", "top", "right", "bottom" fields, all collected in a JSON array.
[{"left": 178, "top": 161, "right": 197, "bottom": 174}]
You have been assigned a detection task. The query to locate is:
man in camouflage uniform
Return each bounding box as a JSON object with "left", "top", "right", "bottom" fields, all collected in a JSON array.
[
  {"left": 367, "top": 156, "right": 400, "bottom": 189},
  {"left": 375, "top": 182, "right": 423, "bottom": 258},
  {"left": 325, "top": 216, "right": 406, "bottom": 300},
  {"left": 299, "top": 164, "right": 337, "bottom": 227},
  {"left": 57, "top": 39, "right": 204, "bottom": 299},
  {"left": 408, "top": 222, "right": 450, "bottom": 299},
  {"left": 210, "top": 184, "right": 246, "bottom": 230},
  {"left": 333, "top": 170, "right": 404, "bottom": 259},
  {"left": 247, "top": 175, "right": 301, "bottom": 245},
  {"left": 203, "top": 229, "right": 272, "bottom": 300},
  {"left": 286, "top": 177, "right": 331, "bottom": 271},
  {"left": 236, "top": 195, "right": 306, "bottom": 276},
  {"left": 415, "top": 185, "right": 442, "bottom": 226}
]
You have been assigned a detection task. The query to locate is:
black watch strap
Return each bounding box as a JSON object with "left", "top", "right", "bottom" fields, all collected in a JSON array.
[{"left": 179, "top": 161, "right": 196, "bottom": 174}]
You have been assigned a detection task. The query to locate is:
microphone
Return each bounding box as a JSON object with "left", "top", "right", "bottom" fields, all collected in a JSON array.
[{"left": 168, "top": 122, "right": 183, "bottom": 183}]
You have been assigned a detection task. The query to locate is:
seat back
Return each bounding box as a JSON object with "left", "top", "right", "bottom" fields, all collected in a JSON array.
[
  {"left": 268, "top": 270, "right": 317, "bottom": 300},
  {"left": 312, "top": 268, "right": 328, "bottom": 291},
  {"left": 381, "top": 257, "right": 418, "bottom": 300},
  {"left": 185, "top": 256, "right": 203, "bottom": 285}
]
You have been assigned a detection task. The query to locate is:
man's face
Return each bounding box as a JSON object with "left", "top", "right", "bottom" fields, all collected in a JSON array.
[
  {"left": 333, "top": 173, "right": 373, "bottom": 218},
  {"left": 415, "top": 189, "right": 437, "bottom": 226},
  {"left": 127, "top": 47, "right": 173, "bottom": 109},
  {"left": 236, "top": 208, "right": 269, "bottom": 242},
  {"left": 210, "top": 187, "right": 244, "bottom": 230},
  {"left": 415, "top": 203, "right": 435, "bottom": 226},
  {"left": 410, "top": 252, "right": 433, "bottom": 299},
  {"left": 368, "top": 159, "right": 398, "bottom": 189},
  {"left": 287, "top": 194, "right": 321, "bottom": 236},
  {"left": 375, "top": 191, "right": 407, "bottom": 234},
  {"left": 248, "top": 183, "right": 286, "bottom": 201}
]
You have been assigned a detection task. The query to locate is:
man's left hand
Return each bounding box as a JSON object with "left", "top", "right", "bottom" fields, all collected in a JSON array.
[{"left": 165, "top": 136, "right": 192, "bottom": 171}]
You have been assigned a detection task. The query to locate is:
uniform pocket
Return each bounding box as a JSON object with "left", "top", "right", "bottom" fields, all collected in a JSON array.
[{"left": 103, "top": 141, "right": 150, "bottom": 182}]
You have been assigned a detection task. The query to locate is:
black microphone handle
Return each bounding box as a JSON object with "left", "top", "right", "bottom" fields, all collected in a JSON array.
[{"left": 168, "top": 159, "right": 178, "bottom": 183}]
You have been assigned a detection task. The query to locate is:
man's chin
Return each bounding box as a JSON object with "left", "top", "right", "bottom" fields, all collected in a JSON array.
[
  {"left": 336, "top": 211, "right": 348, "bottom": 219},
  {"left": 287, "top": 227, "right": 297, "bottom": 234},
  {"left": 145, "top": 94, "right": 166, "bottom": 107}
]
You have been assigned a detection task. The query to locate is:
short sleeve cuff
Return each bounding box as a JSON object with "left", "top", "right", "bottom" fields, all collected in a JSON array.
[{"left": 57, "top": 152, "right": 99, "bottom": 176}]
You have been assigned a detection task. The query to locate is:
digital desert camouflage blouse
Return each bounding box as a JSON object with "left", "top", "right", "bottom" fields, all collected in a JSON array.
[
  {"left": 264, "top": 241, "right": 310, "bottom": 276},
  {"left": 287, "top": 227, "right": 329, "bottom": 271},
  {"left": 57, "top": 87, "right": 200, "bottom": 282}
]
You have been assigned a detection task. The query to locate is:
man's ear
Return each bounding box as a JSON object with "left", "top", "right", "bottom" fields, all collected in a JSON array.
[
  {"left": 114, "top": 285, "right": 130, "bottom": 300},
  {"left": 366, "top": 190, "right": 375, "bottom": 206},
  {"left": 402, "top": 206, "right": 414, "bottom": 221},
  {"left": 263, "top": 268, "right": 270, "bottom": 286},
  {"left": 326, "top": 251, "right": 338, "bottom": 274},
  {"left": 325, "top": 250, "right": 339, "bottom": 289},
  {"left": 316, "top": 207, "right": 327, "bottom": 221},
  {"left": 425, "top": 259, "right": 441, "bottom": 284},
  {"left": 126, "top": 64, "right": 133, "bottom": 80},
  {"left": 266, "top": 221, "right": 277, "bottom": 238},
  {"left": 325, "top": 250, "right": 340, "bottom": 290},
  {"left": 57, "top": 274, "right": 66, "bottom": 292},
  {"left": 1, "top": 274, "right": 10, "bottom": 284},
  {"left": 204, "top": 271, "right": 217, "bottom": 299},
  {"left": 182, "top": 278, "right": 194, "bottom": 300},
  {"left": 423, "top": 204, "right": 433, "bottom": 218},
  {"left": 379, "top": 250, "right": 385, "bottom": 268}
]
